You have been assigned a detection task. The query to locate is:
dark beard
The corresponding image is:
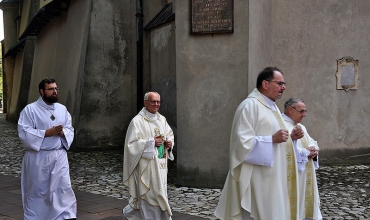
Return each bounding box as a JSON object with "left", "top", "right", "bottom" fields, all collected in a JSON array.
[{"left": 43, "top": 95, "right": 58, "bottom": 103}]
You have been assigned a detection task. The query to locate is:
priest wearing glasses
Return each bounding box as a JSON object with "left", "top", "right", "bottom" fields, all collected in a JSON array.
[
  {"left": 282, "top": 97, "right": 322, "bottom": 220},
  {"left": 123, "top": 91, "right": 174, "bottom": 220},
  {"left": 215, "top": 67, "right": 302, "bottom": 220},
  {"left": 18, "top": 77, "right": 77, "bottom": 220}
]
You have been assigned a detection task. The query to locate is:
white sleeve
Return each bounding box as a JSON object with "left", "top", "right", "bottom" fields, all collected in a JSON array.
[
  {"left": 313, "top": 157, "right": 320, "bottom": 170},
  {"left": 296, "top": 148, "right": 310, "bottom": 172},
  {"left": 166, "top": 137, "right": 175, "bottom": 161},
  {"left": 17, "top": 108, "right": 45, "bottom": 151},
  {"left": 142, "top": 137, "right": 155, "bottom": 159},
  {"left": 244, "top": 136, "right": 274, "bottom": 167},
  {"left": 60, "top": 111, "right": 74, "bottom": 150}
]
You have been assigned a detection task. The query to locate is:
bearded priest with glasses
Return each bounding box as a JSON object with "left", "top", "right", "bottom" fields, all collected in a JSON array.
[{"left": 18, "top": 77, "right": 77, "bottom": 220}]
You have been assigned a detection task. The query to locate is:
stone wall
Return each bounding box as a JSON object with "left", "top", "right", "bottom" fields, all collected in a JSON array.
[{"left": 24, "top": 0, "right": 136, "bottom": 150}]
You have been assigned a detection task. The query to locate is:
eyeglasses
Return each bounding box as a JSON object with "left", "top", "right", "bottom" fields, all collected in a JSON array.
[
  {"left": 292, "top": 106, "right": 307, "bottom": 114},
  {"left": 45, "top": 87, "right": 60, "bottom": 91},
  {"left": 267, "top": 80, "right": 286, "bottom": 87},
  {"left": 145, "top": 100, "right": 161, "bottom": 104}
]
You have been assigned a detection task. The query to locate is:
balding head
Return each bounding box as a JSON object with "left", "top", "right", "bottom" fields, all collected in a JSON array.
[
  {"left": 144, "top": 92, "right": 161, "bottom": 114},
  {"left": 284, "top": 97, "right": 307, "bottom": 124}
]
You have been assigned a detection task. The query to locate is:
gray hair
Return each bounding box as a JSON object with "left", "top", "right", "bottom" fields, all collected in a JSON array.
[
  {"left": 144, "top": 92, "right": 160, "bottom": 101},
  {"left": 284, "top": 97, "right": 304, "bottom": 111}
]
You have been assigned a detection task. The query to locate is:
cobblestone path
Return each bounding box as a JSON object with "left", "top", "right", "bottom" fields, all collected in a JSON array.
[{"left": 0, "top": 114, "right": 369, "bottom": 219}]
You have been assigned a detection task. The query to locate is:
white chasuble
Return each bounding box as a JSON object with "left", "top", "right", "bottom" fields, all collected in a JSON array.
[
  {"left": 123, "top": 108, "right": 174, "bottom": 220},
  {"left": 215, "top": 88, "right": 299, "bottom": 220},
  {"left": 282, "top": 115, "right": 322, "bottom": 220}
]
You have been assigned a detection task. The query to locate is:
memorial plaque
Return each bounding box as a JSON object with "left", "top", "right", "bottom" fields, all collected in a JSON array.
[
  {"left": 191, "top": 0, "right": 234, "bottom": 34},
  {"left": 336, "top": 56, "right": 359, "bottom": 92}
]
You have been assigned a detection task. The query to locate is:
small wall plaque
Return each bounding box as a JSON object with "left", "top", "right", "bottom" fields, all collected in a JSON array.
[
  {"left": 191, "top": 0, "right": 234, "bottom": 34},
  {"left": 336, "top": 56, "right": 359, "bottom": 92}
]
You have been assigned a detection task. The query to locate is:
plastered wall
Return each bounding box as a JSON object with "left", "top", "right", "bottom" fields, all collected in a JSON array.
[
  {"left": 175, "top": 0, "right": 249, "bottom": 188},
  {"left": 4, "top": 0, "right": 370, "bottom": 188},
  {"left": 270, "top": 0, "right": 370, "bottom": 164},
  {"left": 174, "top": 0, "right": 370, "bottom": 187}
]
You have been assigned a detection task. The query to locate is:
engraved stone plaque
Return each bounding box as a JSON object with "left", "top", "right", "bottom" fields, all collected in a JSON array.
[
  {"left": 191, "top": 0, "right": 234, "bottom": 34},
  {"left": 336, "top": 57, "right": 359, "bottom": 92}
]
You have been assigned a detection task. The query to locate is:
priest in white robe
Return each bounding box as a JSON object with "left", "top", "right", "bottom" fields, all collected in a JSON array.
[
  {"left": 123, "top": 91, "right": 174, "bottom": 220},
  {"left": 282, "top": 97, "right": 322, "bottom": 220},
  {"left": 215, "top": 67, "right": 302, "bottom": 220},
  {"left": 18, "top": 78, "right": 77, "bottom": 220}
]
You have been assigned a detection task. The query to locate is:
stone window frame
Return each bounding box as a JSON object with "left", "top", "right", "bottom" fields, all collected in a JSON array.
[{"left": 335, "top": 56, "right": 359, "bottom": 92}]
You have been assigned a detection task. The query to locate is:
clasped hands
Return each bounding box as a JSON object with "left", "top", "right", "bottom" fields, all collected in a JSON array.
[
  {"left": 154, "top": 136, "right": 172, "bottom": 149},
  {"left": 306, "top": 146, "right": 319, "bottom": 159},
  {"left": 45, "top": 125, "right": 64, "bottom": 137},
  {"left": 272, "top": 125, "right": 304, "bottom": 143}
]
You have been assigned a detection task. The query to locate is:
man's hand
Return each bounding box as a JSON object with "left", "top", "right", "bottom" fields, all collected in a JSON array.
[
  {"left": 291, "top": 125, "right": 304, "bottom": 140},
  {"left": 154, "top": 136, "right": 164, "bottom": 147},
  {"left": 272, "top": 129, "right": 289, "bottom": 143},
  {"left": 45, "top": 125, "right": 64, "bottom": 137},
  {"left": 307, "top": 146, "right": 318, "bottom": 159},
  {"left": 164, "top": 139, "right": 172, "bottom": 149}
]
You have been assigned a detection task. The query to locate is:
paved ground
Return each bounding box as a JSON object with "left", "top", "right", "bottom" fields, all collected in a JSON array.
[
  {"left": 0, "top": 112, "right": 370, "bottom": 219},
  {"left": 0, "top": 113, "right": 207, "bottom": 220}
]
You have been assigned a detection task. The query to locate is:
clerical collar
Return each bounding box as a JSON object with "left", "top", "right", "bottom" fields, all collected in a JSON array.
[
  {"left": 281, "top": 113, "right": 295, "bottom": 124},
  {"left": 261, "top": 93, "right": 277, "bottom": 111},
  {"left": 37, "top": 97, "right": 56, "bottom": 121},
  {"left": 144, "top": 108, "right": 158, "bottom": 120},
  {"left": 37, "top": 96, "right": 55, "bottom": 110}
]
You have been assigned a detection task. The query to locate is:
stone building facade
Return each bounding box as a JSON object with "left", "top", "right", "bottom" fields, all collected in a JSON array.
[{"left": 1, "top": 0, "right": 370, "bottom": 188}]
